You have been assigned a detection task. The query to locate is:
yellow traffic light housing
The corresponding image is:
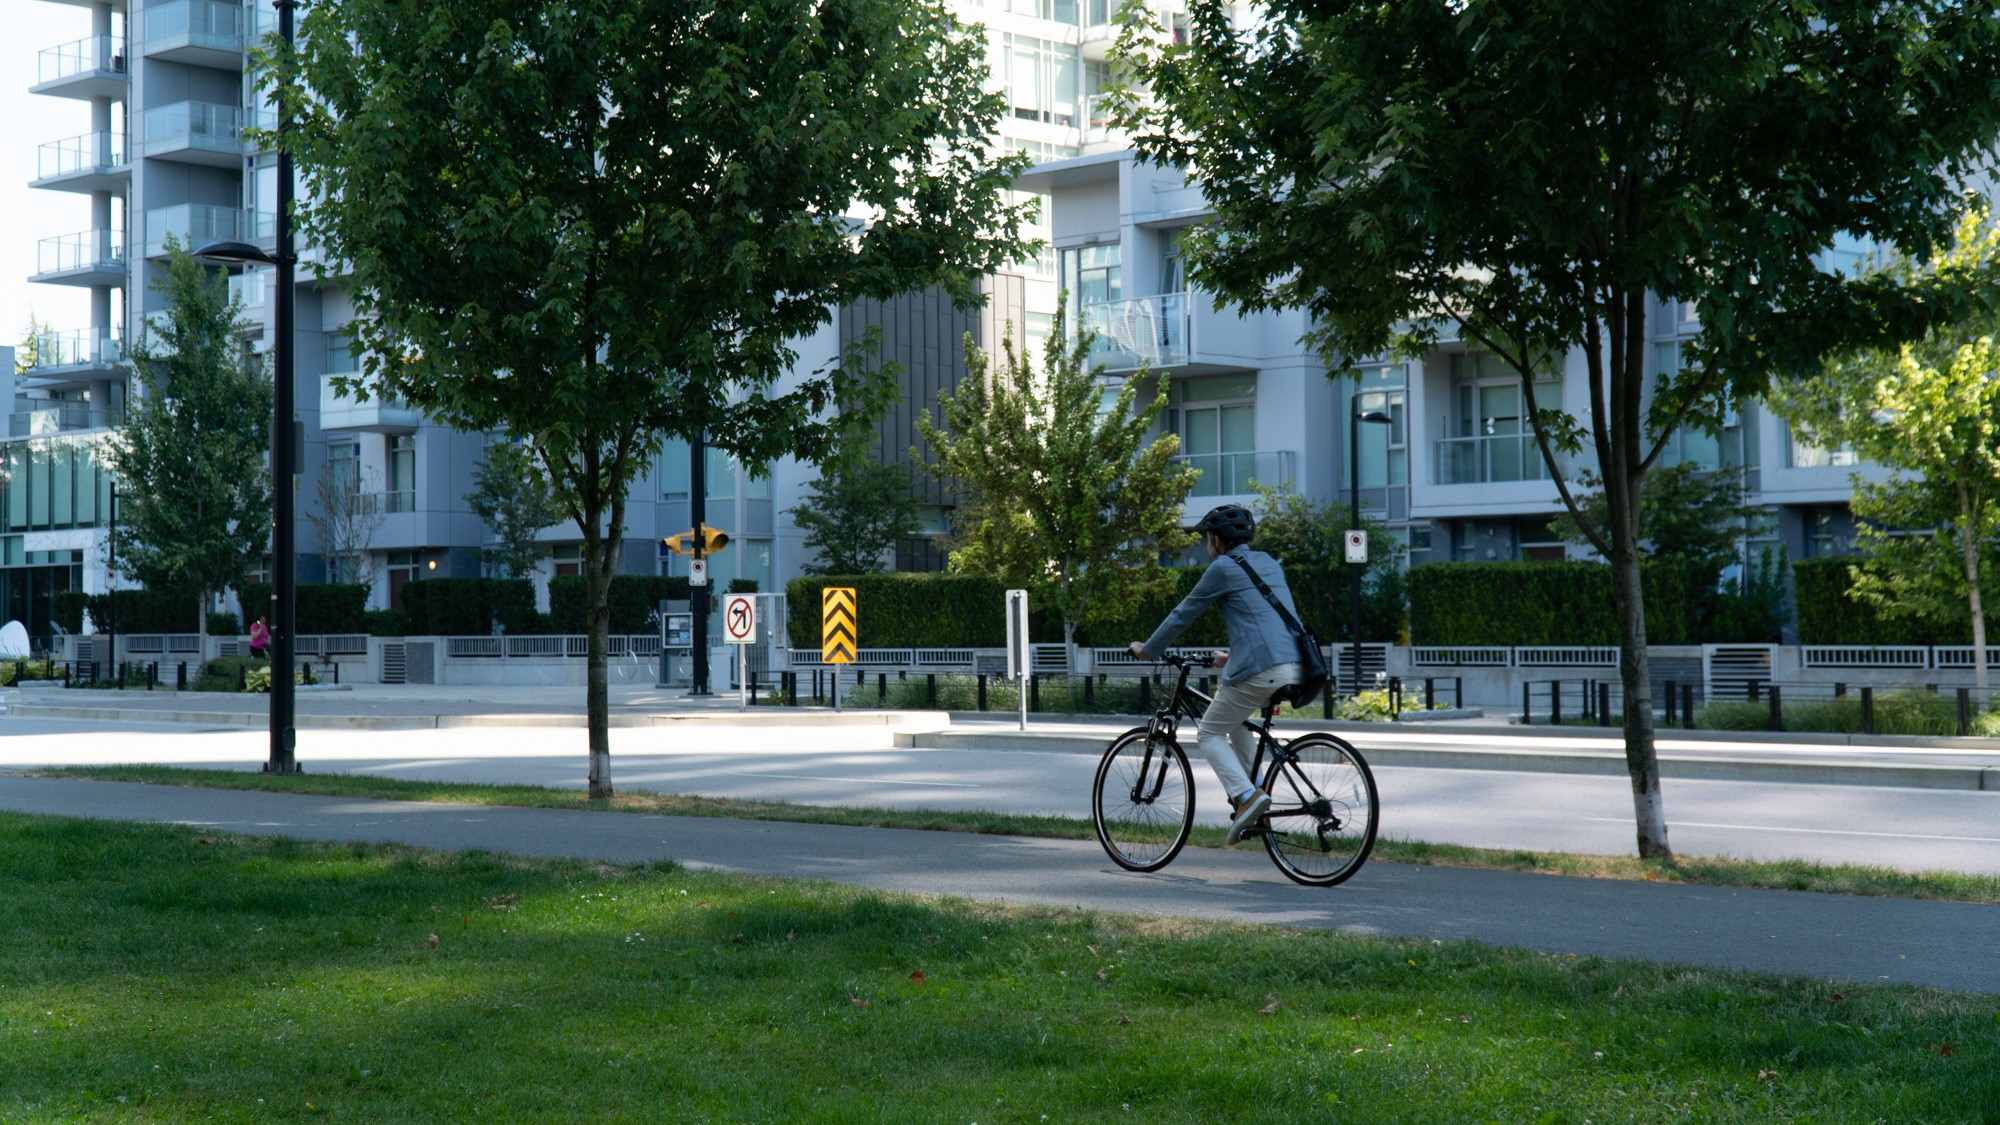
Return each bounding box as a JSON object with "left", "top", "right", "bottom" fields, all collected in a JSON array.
[{"left": 660, "top": 524, "right": 730, "bottom": 556}]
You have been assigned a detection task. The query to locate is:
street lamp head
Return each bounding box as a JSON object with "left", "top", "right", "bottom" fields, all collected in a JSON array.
[{"left": 192, "top": 239, "right": 275, "bottom": 268}]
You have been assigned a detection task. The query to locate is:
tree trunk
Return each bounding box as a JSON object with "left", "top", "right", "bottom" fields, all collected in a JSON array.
[
  {"left": 1609, "top": 533, "right": 1672, "bottom": 860},
  {"left": 1961, "top": 486, "right": 1987, "bottom": 693},
  {"left": 1063, "top": 617, "right": 1077, "bottom": 686},
  {"left": 584, "top": 536, "right": 612, "bottom": 800}
]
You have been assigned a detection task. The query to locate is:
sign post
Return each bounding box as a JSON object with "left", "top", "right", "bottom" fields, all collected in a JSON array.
[
  {"left": 821, "top": 587, "right": 856, "bottom": 712},
  {"left": 723, "top": 593, "right": 757, "bottom": 710},
  {"left": 1005, "top": 589, "right": 1030, "bottom": 731}
]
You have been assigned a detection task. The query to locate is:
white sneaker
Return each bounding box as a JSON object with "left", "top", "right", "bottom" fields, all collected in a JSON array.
[{"left": 1226, "top": 788, "right": 1271, "bottom": 845}]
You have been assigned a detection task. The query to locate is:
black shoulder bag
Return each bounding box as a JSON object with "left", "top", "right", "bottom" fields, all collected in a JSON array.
[{"left": 1228, "top": 554, "right": 1331, "bottom": 708}]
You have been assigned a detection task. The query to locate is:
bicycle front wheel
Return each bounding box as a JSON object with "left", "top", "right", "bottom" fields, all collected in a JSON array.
[
  {"left": 1092, "top": 727, "right": 1195, "bottom": 873},
  {"left": 1260, "top": 733, "right": 1379, "bottom": 887}
]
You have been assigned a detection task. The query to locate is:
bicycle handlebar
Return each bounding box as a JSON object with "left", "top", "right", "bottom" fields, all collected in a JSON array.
[{"left": 1156, "top": 651, "right": 1222, "bottom": 670}]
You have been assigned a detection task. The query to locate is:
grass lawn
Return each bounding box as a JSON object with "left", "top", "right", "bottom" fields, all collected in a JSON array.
[
  {"left": 38, "top": 766, "right": 2000, "bottom": 906},
  {"left": 2, "top": 813, "right": 1994, "bottom": 1122}
]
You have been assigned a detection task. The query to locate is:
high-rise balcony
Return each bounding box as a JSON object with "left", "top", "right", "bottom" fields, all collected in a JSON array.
[
  {"left": 8, "top": 403, "right": 123, "bottom": 440},
  {"left": 227, "top": 269, "right": 270, "bottom": 334},
  {"left": 1174, "top": 449, "right": 1296, "bottom": 499},
  {"left": 18, "top": 330, "right": 126, "bottom": 390},
  {"left": 1083, "top": 292, "right": 1190, "bottom": 372},
  {"left": 1079, "top": 0, "right": 1118, "bottom": 59},
  {"left": 31, "top": 131, "right": 128, "bottom": 193},
  {"left": 321, "top": 378, "right": 422, "bottom": 434},
  {"left": 1432, "top": 432, "right": 1561, "bottom": 486},
  {"left": 143, "top": 0, "right": 247, "bottom": 69},
  {"left": 31, "top": 230, "right": 126, "bottom": 287},
  {"left": 145, "top": 205, "right": 277, "bottom": 259},
  {"left": 32, "top": 35, "right": 128, "bottom": 100},
  {"left": 144, "top": 101, "right": 254, "bottom": 167}
]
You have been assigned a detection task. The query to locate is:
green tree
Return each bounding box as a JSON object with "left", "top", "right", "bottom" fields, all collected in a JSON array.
[
  {"left": 279, "top": 0, "right": 1030, "bottom": 796},
  {"left": 14, "top": 314, "right": 48, "bottom": 374},
  {"left": 103, "top": 241, "right": 272, "bottom": 652},
  {"left": 920, "top": 309, "right": 1198, "bottom": 664},
  {"left": 1776, "top": 207, "right": 2000, "bottom": 689},
  {"left": 468, "top": 440, "right": 564, "bottom": 580},
  {"left": 1551, "top": 464, "right": 1765, "bottom": 579},
  {"left": 790, "top": 431, "right": 921, "bottom": 576},
  {"left": 1247, "top": 482, "right": 1404, "bottom": 642},
  {"left": 1115, "top": 0, "right": 2000, "bottom": 858}
]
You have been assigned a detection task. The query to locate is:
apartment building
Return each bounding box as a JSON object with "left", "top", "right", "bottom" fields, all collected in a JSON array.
[{"left": 1017, "top": 150, "right": 1897, "bottom": 585}]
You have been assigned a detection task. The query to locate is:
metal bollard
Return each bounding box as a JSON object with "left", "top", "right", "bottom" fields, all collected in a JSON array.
[
  {"left": 1665, "top": 679, "right": 1677, "bottom": 725},
  {"left": 1139, "top": 675, "right": 1151, "bottom": 712},
  {"left": 1749, "top": 679, "right": 1762, "bottom": 702},
  {"left": 1861, "top": 686, "right": 1875, "bottom": 734},
  {"left": 1957, "top": 687, "right": 1971, "bottom": 737},
  {"left": 1522, "top": 682, "right": 1532, "bottom": 725},
  {"left": 1551, "top": 680, "right": 1562, "bottom": 726},
  {"left": 926, "top": 673, "right": 937, "bottom": 707},
  {"left": 1834, "top": 681, "right": 1846, "bottom": 699},
  {"left": 1389, "top": 676, "right": 1402, "bottom": 717},
  {"left": 237, "top": 664, "right": 246, "bottom": 691},
  {"left": 1455, "top": 676, "right": 1463, "bottom": 709},
  {"left": 749, "top": 674, "right": 759, "bottom": 706},
  {"left": 877, "top": 673, "right": 886, "bottom": 704},
  {"left": 1682, "top": 682, "right": 1695, "bottom": 730},
  {"left": 977, "top": 674, "right": 987, "bottom": 711},
  {"left": 1598, "top": 681, "right": 1611, "bottom": 726},
  {"left": 1322, "top": 681, "right": 1333, "bottom": 719},
  {"left": 1424, "top": 677, "right": 1435, "bottom": 711},
  {"left": 1768, "top": 684, "right": 1783, "bottom": 732},
  {"left": 1029, "top": 674, "right": 1040, "bottom": 712},
  {"left": 1083, "top": 675, "right": 1094, "bottom": 709}
]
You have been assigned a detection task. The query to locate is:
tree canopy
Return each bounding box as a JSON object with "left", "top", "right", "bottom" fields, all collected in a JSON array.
[{"left": 278, "top": 0, "right": 1032, "bottom": 795}]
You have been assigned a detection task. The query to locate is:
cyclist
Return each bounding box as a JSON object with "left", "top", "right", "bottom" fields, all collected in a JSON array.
[{"left": 1128, "top": 503, "right": 1304, "bottom": 845}]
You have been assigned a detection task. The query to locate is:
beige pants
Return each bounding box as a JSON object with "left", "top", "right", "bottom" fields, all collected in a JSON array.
[{"left": 1195, "top": 662, "right": 1302, "bottom": 800}]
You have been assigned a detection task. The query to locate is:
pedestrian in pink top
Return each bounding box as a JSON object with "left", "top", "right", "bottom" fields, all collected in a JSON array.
[{"left": 249, "top": 616, "right": 270, "bottom": 661}]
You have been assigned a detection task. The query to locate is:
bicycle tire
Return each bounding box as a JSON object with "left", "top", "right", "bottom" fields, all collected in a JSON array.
[
  {"left": 1258, "top": 732, "right": 1379, "bottom": 887},
  {"left": 1092, "top": 726, "right": 1196, "bottom": 873}
]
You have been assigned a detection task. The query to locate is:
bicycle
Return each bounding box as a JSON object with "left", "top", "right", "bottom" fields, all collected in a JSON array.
[{"left": 1091, "top": 652, "right": 1380, "bottom": 887}]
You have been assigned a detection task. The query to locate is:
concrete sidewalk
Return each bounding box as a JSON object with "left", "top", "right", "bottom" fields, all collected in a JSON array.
[{"left": 3, "top": 776, "right": 1993, "bottom": 995}]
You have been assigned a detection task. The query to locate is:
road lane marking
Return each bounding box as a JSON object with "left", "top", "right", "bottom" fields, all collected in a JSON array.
[
  {"left": 1583, "top": 817, "right": 2000, "bottom": 844},
  {"left": 737, "top": 771, "right": 982, "bottom": 789}
]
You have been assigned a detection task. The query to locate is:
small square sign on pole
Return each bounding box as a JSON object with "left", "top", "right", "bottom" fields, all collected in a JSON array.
[
  {"left": 1005, "top": 589, "right": 1030, "bottom": 731},
  {"left": 688, "top": 557, "right": 709, "bottom": 587},
  {"left": 1343, "top": 529, "right": 1368, "bottom": 565}
]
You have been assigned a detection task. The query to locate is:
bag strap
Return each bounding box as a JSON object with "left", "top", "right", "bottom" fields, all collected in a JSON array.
[{"left": 1227, "top": 553, "right": 1312, "bottom": 641}]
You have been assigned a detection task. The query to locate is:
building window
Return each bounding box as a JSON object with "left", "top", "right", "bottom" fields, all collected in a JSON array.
[
  {"left": 1002, "top": 34, "right": 1079, "bottom": 127},
  {"left": 552, "top": 542, "right": 581, "bottom": 578},
  {"left": 1518, "top": 516, "right": 1566, "bottom": 562},
  {"left": 385, "top": 550, "right": 416, "bottom": 610},
  {"left": 1356, "top": 364, "right": 1408, "bottom": 490},
  {"left": 387, "top": 434, "right": 415, "bottom": 508},
  {"left": 1787, "top": 423, "right": 1858, "bottom": 469},
  {"left": 1805, "top": 509, "right": 1852, "bottom": 557},
  {"left": 326, "top": 328, "right": 358, "bottom": 375},
  {"left": 705, "top": 446, "right": 735, "bottom": 502},
  {"left": 1006, "top": 0, "right": 1079, "bottom": 21},
  {"left": 659, "top": 438, "right": 690, "bottom": 499},
  {"left": 1176, "top": 374, "right": 1256, "bottom": 498},
  {"left": 327, "top": 442, "right": 359, "bottom": 495}
]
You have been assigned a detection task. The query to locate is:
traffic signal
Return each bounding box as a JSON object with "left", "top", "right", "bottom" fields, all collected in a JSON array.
[{"left": 660, "top": 524, "right": 731, "bottom": 556}]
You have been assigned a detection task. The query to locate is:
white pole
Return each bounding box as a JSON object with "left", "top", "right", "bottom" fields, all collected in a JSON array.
[
  {"left": 738, "top": 644, "right": 748, "bottom": 710},
  {"left": 1018, "top": 673, "right": 1027, "bottom": 731}
]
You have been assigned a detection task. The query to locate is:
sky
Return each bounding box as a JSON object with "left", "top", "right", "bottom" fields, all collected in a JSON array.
[{"left": 2, "top": 3, "right": 99, "bottom": 350}]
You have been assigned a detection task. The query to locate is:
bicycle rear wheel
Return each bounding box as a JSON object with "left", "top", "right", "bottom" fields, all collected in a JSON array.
[
  {"left": 1259, "top": 733, "right": 1379, "bottom": 887},
  {"left": 1092, "top": 727, "right": 1195, "bottom": 872}
]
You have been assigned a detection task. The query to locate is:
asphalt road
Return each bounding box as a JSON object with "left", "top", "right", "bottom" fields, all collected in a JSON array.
[
  {"left": 6, "top": 715, "right": 2000, "bottom": 875},
  {"left": 3, "top": 775, "right": 1993, "bottom": 994}
]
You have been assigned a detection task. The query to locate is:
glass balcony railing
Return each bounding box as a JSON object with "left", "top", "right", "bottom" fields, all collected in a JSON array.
[
  {"left": 35, "top": 131, "right": 125, "bottom": 181},
  {"left": 144, "top": 101, "right": 251, "bottom": 156},
  {"left": 228, "top": 269, "right": 269, "bottom": 312},
  {"left": 355, "top": 490, "right": 417, "bottom": 515},
  {"left": 9, "top": 404, "right": 123, "bottom": 439},
  {"left": 23, "top": 330, "right": 124, "bottom": 372},
  {"left": 1433, "top": 433, "right": 1560, "bottom": 485},
  {"left": 37, "top": 35, "right": 126, "bottom": 84},
  {"left": 1083, "top": 92, "right": 1117, "bottom": 142},
  {"left": 1081, "top": 292, "right": 1190, "bottom": 371},
  {"left": 145, "top": 1, "right": 246, "bottom": 47},
  {"left": 145, "top": 204, "right": 267, "bottom": 257},
  {"left": 1175, "top": 450, "right": 1297, "bottom": 499},
  {"left": 36, "top": 230, "right": 125, "bottom": 277}
]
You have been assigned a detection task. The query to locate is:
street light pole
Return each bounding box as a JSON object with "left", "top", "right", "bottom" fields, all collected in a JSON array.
[
  {"left": 1349, "top": 392, "right": 1393, "bottom": 699},
  {"left": 197, "top": 2, "right": 299, "bottom": 772}
]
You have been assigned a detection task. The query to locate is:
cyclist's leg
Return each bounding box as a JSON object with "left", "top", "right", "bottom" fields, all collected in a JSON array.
[
  {"left": 1228, "top": 663, "right": 1304, "bottom": 783},
  {"left": 1195, "top": 680, "right": 1270, "bottom": 804}
]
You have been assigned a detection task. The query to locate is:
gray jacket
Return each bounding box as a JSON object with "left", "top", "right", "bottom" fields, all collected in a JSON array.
[{"left": 1140, "top": 546, "right": 1305, "bottom": 685}]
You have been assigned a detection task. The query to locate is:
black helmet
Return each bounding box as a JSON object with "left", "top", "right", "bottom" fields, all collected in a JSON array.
[{"left": 1194, "top": 504, "right": 1256, "bottom": 547}]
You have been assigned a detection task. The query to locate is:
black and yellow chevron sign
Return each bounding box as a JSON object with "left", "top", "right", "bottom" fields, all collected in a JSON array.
[{"left": 821, "top": 587, "right": 858, "bottom": 665}]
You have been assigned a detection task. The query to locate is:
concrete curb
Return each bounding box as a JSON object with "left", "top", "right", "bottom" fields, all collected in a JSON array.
[
  {"left": 898, "top": 729, "right": 2000, "bottom": 791},
  {"left": 937, "top": 710, "right": 2000, "bottom": 750},
  {"left": 5, "top": 704, "right": 949, "bottom": 732}
]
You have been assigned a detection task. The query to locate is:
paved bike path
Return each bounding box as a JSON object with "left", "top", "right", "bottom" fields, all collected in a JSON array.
[{"left": 3, "top": 777, "right": 1993, "bottom": 995}]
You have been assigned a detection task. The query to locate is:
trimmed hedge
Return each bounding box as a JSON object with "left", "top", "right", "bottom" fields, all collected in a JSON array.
[
  {"left": 80, "top": 589, "right": 200, "bottom": 634},
  {"left": 399, "top": 579, "right": 537, "bottom": 636},
  {"left": 1790, "top": 557, "right": 1998, "bottom": 645},
  {"left": 1408, "top": 561, "right": 1696, "bottom": 645},
  {"left": 236, "top": 584, "right": 370, "bottom": 635},
  {"left": 547, "top": 575, "right": 692, "bottom": 634},
  {"left": 363, "top": 609, "right": 409, "bottom": 637},
  {"left": 54, "top": 592, "right": 90, "bottom": 634}
]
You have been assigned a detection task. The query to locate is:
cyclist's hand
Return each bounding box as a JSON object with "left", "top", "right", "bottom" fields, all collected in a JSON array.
[
  {"left": 1211, "top": 651, "right": 1229, "bottom": 668},
  {"left": 1127, "top": 641, "right": 1148, "bottom": 660}
]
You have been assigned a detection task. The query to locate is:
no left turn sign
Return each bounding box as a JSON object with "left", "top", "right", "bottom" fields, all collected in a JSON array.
[{"left": 723, "top": 594, "right": 757, "bottom": 645}]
